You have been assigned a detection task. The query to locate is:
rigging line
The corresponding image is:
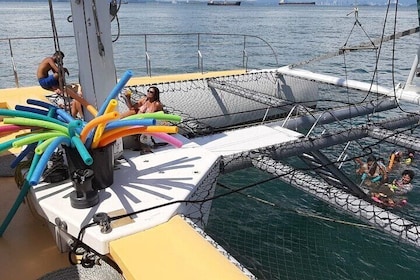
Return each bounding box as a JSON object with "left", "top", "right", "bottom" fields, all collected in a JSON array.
[
  {"left": 289, "top": 26, "right": 419, "bottom": 70},
  {"left": 112, "top": 15, "right": 121, "bottom": 43},
  {"left": 216, "top": 182, "right": 377, "bottom": 230},
  {"left": 74, "top": 169, "right": 300, "bottom": 244},
  {"left": 48, "top": 0, "right": 72, "bottom": 114},
  {"left": 92, "top": 0, "right": 105, "bottom": 56},
  {"left": 357, "top": 4, "right": 393, "bottom": 105},
  {"left": 342, "top": 8, "right": 374, "bottom": 49},
  {"left": 361, "top": 5, "right": 419, "bottom": 114},
  {"left": 110, "top": 0, "right": 122, "bottom": 42},
  {"left": 391, "top": 2, "right": 399, "bottom": 111},
  {"left": 390, "top": 2, "right": 419, "bottom": 116},
  {"left": 341, "top": 50, "right": 356, "bottom": 129},
  {"left": 48, "top": 0, "right": 63, "bottom": 88},
  {"left": 8, "top": 39, "right": 20, "bottom": 87}
]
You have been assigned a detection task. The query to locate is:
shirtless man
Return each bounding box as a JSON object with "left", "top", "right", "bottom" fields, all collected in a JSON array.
[
  {"left": 37, "top": 51, "right": 84, "bottom": 118},
  {"left": 37, "top": 51, "right": 69, "bottom": 93},
  {"left": 355, "top": 155, "right": 387, "bottom": 186}
]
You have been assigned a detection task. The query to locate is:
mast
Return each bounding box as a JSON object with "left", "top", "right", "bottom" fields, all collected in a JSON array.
[{"left": 70, "top": 0, "right": 117, "bottom": 122}]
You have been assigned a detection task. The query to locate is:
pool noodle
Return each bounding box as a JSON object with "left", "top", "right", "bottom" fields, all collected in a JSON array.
[
  {"left": 29, "top": 136, "right": 71, "bottom": 186},
  {"left": 0, "top": 125, "right": 27, "bottom": 134},
  {"left": 15, "top": 105, "right": 49, "bottom": 116},
  {"left": 104, "top": 119, "right": 156, "bottom": 130},
  {"left": 84, "top": 132, "right": 95, "bottom": 150},
  {"left": 56, "top": 108, "right": 75, "bottom": 123},
  {"left": 97, "top": 70, "right": 133, "bottom": 116},
  {"left": 0, "top": 136, "right": 29, "bottom": 153},
  {"left": 148, "top": 132, "right": 183, "bottom": 148},
  {"left": 1, "top": 106, "right": 63, "bottom": 234},
  {"left": 0, "top": 108, "right": 66, "bottom": 127},
  {"left": 124, "top": 111, "right": 181, "bottom": 122},
  {"left": 12, "top": 131, "right": 66, "bottom": 148},
  {"left": 26, "top": 99, "right": 57, "bottom": 109},
  {"left": 35, "top": 137, "right": 57, "bottom": 155},
  {"left": 4, "top": 117, "right": 69, "bottom": 135},
  {"left": 0, "top": 151, "right": 41, "bottom": 236},
  {"left": 71, "top": 136, "right": 93, "bottom": 165},
  {"left": 101, "top": 125, "right": 178, "bottom": 140},
  {"left": 91, "top": 99, "right": 118, "bottom": 149},
  {"left": 67, "top": 119, "right": 83, "bottom": 138},
  {"left": 98, "top": 126, "right": 178, "bottom": 148},
  {"left": 123, "top": 111, "right": 164, "bottom": 119},
  {"left": 79, "top": 112, "right": 120, "bottom": 144},
  {"left": 64, "top": 86, "right": 98, "bottom": 117},
  {"left": 10, "top": 143, "right": 37, "bottom": 168}
]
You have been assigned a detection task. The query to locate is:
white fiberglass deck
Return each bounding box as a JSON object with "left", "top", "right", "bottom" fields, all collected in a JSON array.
[
  {"left": 192, "top": 124, "right": 303, "bottom": 156},
  {"left": 30, "top": 136, "right": 218, "bottom": 254},
  {"left": 29, "top": 124, "right": 302, "bottom": 255}
]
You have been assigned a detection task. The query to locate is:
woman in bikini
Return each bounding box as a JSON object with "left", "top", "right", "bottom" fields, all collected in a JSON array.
[
  {"left": 121, "top": 86, "right": 164, "bottom": 153},
  {"left": 121, "top": 86, "right": 163, "bottom": 117}
]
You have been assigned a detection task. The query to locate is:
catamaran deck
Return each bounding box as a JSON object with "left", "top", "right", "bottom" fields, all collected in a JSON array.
[
  {"left": 16, "top": 122, "right": 300, "bottom": 279},
  {"left": 192, "top": 124, "right": 303, "bottom": 156},
  {"left": 0, "top": 69, "right": 304, "bottom": 279},
  {"left": 29, "top": 124, "right": 303, "bottom": 254}
]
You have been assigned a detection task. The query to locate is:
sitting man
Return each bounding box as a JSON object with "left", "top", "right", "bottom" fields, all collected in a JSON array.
[{"left": 37, "top": 51, "right": 69, "bottom": 93}]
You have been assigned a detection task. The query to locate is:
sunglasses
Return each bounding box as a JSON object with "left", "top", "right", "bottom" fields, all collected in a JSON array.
[{"left": 147, "top": 90, "right": 155, "bottom": 94}]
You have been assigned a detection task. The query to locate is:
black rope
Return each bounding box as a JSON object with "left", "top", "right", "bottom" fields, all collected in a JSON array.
[{"left": 48, "top": 0, "right": 72, "bottom": 114}]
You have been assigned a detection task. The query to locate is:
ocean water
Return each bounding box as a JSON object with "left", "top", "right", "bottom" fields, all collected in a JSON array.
[
  {"left": 0, "top": 2, "right": 418, "bottom": 87},
  {"left": 1, "top": 2, "right": 420, "bottom": 279}
]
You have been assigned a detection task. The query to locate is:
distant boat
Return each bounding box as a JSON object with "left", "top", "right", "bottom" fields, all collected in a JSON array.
[
  {"left": 207, "top": 1, "right": 241, "bottom": 5},
  {"left": 279, "top": 0, "right": 315, "bottom": 4}
]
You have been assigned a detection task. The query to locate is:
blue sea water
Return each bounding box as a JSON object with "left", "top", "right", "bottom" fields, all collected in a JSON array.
[
  {"left": 0, "top": 2, "right": 418, "bottom": 87},
  {"left": 1, "top": 2, "right": 420, "bottom": 279}
]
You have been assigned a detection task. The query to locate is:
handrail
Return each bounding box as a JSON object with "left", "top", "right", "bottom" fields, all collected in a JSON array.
[
  {"left": 281, "top": 105, "right": 298, "bottom": 128},
  {"left": 145, "top": 52, "right": 151, "bottom": 77},
  {"left": 198, "top": 50, "right": 203, "bottom": 74},
  {"left": 144, "top": 34, "right": 151, "bottom": 77},
  {"left": 337, "top": 141, "right": 351, "bottom": 169},
  {"left": 8, "top": 39, "right": 19, "bottom": 88},
  {"left": 197, "top": 33, "right": 203, "bottom": 73},
  {"left": 0, "top": 33, "right": 278, "bottom": 89}
]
